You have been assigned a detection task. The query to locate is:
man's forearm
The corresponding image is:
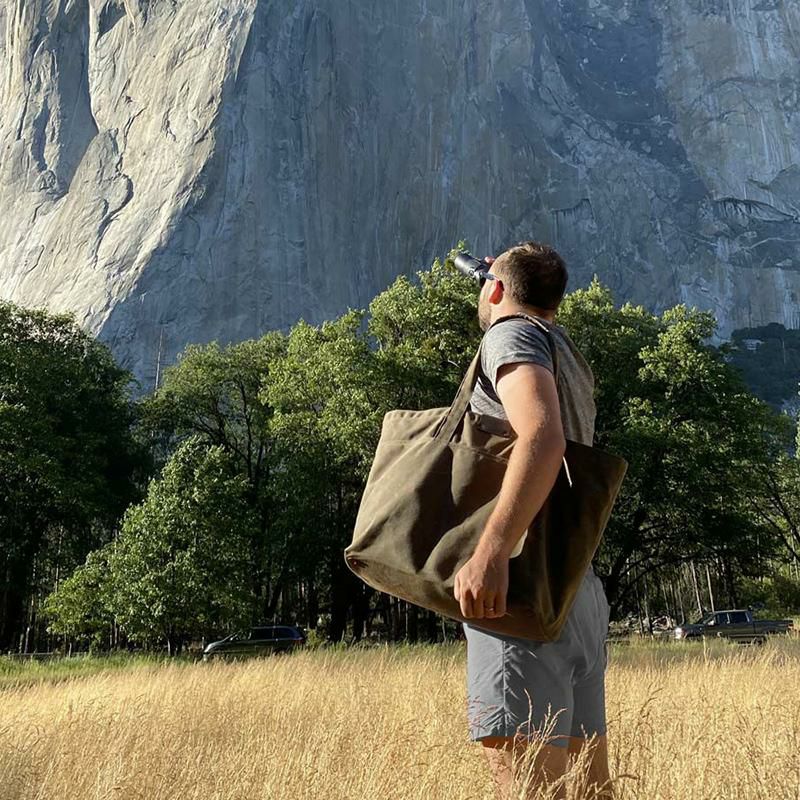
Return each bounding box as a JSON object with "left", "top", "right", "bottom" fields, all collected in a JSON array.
[{"left": 475, "top": 430, "right": 566, "bottom": 560}]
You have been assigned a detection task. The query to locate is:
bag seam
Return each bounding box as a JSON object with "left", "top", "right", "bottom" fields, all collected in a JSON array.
[{"left": 375, "top": 439, "right": 511, "bottom": 464}]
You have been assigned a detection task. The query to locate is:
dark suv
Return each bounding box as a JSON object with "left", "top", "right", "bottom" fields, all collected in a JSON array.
[{"left": 202, "top": 625, "right": 307, "bottom": 661}]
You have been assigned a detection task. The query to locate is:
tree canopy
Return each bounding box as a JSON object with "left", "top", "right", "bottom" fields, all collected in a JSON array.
[
  {"left": 0, "top": 301, "right": 148, "bottom": 652},
  {"left": 5, "top": 251, "right": 797, "bottom": 653}
]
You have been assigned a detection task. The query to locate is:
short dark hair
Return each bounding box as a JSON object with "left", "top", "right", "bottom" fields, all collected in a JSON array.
[{"left": 495, "top": 241, "right": 568, "bottom": 310}]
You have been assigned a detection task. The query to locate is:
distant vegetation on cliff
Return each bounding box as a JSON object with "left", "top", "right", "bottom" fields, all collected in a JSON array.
[{"left": 729, "top": 323, "right": 800, "bottom": 413}]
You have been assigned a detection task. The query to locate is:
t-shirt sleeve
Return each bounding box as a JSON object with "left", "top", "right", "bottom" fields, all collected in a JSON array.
[{"left": 480, "top": 318, "right": 555, "bottom": 392}]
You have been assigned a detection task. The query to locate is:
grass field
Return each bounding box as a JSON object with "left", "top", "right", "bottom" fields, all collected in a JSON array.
[{"left": 1, "top": 638, "right": 799, "bottom": 800}]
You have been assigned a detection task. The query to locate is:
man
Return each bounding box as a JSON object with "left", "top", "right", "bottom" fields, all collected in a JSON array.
[{"left": 453, "top": 241, "right": 612, "bottom": 799}]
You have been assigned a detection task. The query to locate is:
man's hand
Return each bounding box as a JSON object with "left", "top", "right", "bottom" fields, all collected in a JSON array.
[{"left": 453, "top": 547, "right": 509, "bottom": 619}]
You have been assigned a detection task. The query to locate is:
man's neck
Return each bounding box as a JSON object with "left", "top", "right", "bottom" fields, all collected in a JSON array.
[{"left": 493, "top": 305, "right": 556, "bottom": 324}]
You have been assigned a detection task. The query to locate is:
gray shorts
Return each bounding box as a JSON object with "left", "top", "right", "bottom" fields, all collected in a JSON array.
[{"left": 463, "top": 565, "right": 610, "bottom": 746}]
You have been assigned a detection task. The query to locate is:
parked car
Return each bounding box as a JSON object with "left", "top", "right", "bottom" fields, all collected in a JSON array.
[
  {"left": 673, "top": 609, "right": 793, "bottom": 644},
  {"left": 203, "top": 625, "right": 307, "bottom": 661}
]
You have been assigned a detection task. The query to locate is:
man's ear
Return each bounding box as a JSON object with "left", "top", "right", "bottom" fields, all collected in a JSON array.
[{"left": 488, "top": 277, "right": 504, "bottom": 305}]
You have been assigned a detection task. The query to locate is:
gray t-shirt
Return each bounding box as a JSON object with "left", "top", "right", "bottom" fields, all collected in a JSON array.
[{"left": 468, "top": 316, "right": 596, "bottom": 447}]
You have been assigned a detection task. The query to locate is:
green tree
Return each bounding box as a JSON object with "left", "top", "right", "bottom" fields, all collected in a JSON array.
[
  {"left": 367, "top": 248, "right": 482, "bottom": 410},
  {"left": 106, "top": 437, "right": 255, "bottom": 655},
  {"left": 140, "top": 334, "right": 286, "bottom": 620},
  {"left": 41, "top": 546, "right": 114, "bottom": 653},
  {"left": 258, "top": 253, "right": 482, "bottom": 641},
  {"left": 260, "top": 311, "right": 381, "bottom": 641},
  {"left": 560, "top": 283, "right": 793, "bottom": 611},
  {"left": 0, "top": 301, "right": 147, "bottom": 652},
  {"left": 746, "top": 418, "right": 800, "bottom": 566},
  {"left": 105, "top": 253, "right": 797, "bottom": 640}
]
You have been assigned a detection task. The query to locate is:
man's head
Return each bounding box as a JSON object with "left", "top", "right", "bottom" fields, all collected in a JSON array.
[{"left": 477, "top": 240, "right": 568, "bottom": 332}]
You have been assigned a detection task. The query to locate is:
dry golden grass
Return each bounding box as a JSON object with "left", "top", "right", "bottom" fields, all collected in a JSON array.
[{"left": 1, "top": 638, "right": 799, "bottom": 800}]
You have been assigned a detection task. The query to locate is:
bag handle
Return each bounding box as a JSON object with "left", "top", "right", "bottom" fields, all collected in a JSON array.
[{"left": 433, "top": 312, "right": 560, "bottom": 442}]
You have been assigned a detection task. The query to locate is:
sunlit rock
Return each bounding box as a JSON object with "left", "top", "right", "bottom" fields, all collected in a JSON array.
[{"left": 1, "top": 1, "right": 799, "bottom": 389}]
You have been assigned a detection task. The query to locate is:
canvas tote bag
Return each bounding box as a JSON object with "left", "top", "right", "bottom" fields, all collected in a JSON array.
[{"left": 344, "top": 312, "right": 628, "bottom": 641}]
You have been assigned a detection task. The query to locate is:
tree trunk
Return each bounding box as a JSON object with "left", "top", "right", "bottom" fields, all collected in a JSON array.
[
  {"left": 426, "top": 610, "right": 438, "bottom": 643},
  {"left": 390, "top": 597, "right": 403, "bottom": 641},
  {"left": 643, "top": 573, "right": 653, "bottom": 635},
  {"left": 265, "top": 562, "right": 290, "bottom": 621},
  {"left": 605, "top": 507, "right": 650, "bottom": 614},
  {"left": 689, "top": 561, "right": 703, "bottom": 617},
  {"left": 0, "top": 559, "right": 32, "bottom": 653},
  {"left": 634, "top": 579, "right": 645, "bottom": 636},
  {"left": 705, "top": 563, "right": 716, "bottom": 612},
  {"left": 673, "top": 578, "right": 685, "bottom": 625},
  {"left": 379, "top": 592, "right": 391, "bottom": 638},
  {"left": 25, "top": 556, "right": 37, "bottom": 653},
  {"left": 364, "top": 589, "right": 374, "bottom": 638},
  {"left": 307, "top": 576, "right": 319, "bottom": 630},
  {"left": 721, "top": 556, "right": 739, "bottom": 608},
  {"left": 328, "top": 547, "right": 355, "bottom": 642},
  {"left": 660, "top": 576, "right": 671, "bottom": 623},
  {"left": 351, "top": 583, "right": 371, "bottom": 642},
  {"left": 407, "top": 603, "right": 418, "bottom": 642}
]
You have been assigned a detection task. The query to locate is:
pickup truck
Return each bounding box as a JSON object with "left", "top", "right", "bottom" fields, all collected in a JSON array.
[{"left": 673, "top": 609, "right": 794, "bottom": 643}]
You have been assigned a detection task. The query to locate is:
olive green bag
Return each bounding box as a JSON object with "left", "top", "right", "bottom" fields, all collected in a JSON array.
[{"left": 344, "top": 312, "right": 628, "bottom": 641}]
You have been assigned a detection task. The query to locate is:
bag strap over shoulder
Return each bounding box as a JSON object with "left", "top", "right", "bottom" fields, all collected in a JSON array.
[{"left": 433, "top": 312, "right": 560, "bottom": 442}]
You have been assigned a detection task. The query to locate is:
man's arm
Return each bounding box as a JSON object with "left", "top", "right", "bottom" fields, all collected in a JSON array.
[
  {"left": 453, "top": 360, "right": 565, "bottom": 619},
  {"left": 476, "top": 360, "right": 566, "bottom": 559}
]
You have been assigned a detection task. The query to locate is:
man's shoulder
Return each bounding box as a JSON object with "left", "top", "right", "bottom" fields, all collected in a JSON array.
[
  {"left": 484, "top": 316, "right": 552, "bottom": 346},
  {"left": 482, "top": 318, "right": 553, "bottom": 363},
  {"left": 480, "top": 316, "right": 555, "bottom": 389}
]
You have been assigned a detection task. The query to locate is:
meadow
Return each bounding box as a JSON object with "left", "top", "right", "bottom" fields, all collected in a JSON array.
[{"left": 1, "top": 638, "right": 798, "bottom": 800}]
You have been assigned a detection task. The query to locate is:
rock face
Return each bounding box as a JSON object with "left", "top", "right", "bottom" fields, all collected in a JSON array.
[{"left": 2, "top": 0, "right": 800, "bottom": 389}]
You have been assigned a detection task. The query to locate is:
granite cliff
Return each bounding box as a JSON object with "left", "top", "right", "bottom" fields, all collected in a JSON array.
[{"left": 2, "top": 0, "right": 799, "bottom": 389}]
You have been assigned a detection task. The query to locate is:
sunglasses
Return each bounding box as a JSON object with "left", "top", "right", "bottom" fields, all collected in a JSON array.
[{"left": 478, "top": 271, "right": 500, "bottom": 289}]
